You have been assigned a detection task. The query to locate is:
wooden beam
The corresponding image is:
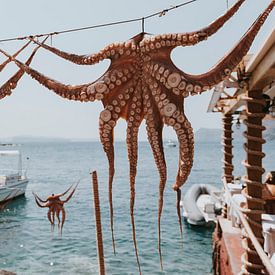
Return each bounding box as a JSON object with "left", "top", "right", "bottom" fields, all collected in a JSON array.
[
  {"left": 247, "top": 29, "right": 275, "bottom": 90},
  {"left": 221, "top": 93, "right": 246, "bottom": 114}
]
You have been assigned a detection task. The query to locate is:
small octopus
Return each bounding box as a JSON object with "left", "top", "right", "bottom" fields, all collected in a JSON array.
[{"left": 33, "top": 183, "right": 78, "bottom": 234}]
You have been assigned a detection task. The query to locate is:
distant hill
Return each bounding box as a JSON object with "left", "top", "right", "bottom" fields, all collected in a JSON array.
[
  {"left": 6, "top": 136, "right": 70, "bottom": 143},
  {"left": 195, "top": 128, "right": 222, "bottom": 143},
  {"left": 196, "top": 120, "right": 275, "bottom": 142},
  {"left": 264, "top": 120, "right": 275, "bottom": 141}
]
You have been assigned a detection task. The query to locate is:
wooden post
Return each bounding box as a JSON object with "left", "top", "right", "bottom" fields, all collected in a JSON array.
[
  {"left": 91, "top": 171, "right": 105, "bottom": 275},
  {"left": 222, "top": 114, "right": 234, "bottom": 183},
  {"left": 243, "top": 89, "right": 265, "bottom": 274}
]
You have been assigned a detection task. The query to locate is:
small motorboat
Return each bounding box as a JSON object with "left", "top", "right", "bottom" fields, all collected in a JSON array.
[
  {"left": 181, "top": 184, "right": 223, "bottom": 226},
  {"left": 165, "top": 140, "right": 177, "bottom": 148},
  {"left": 0, "top": 150, "right": 29, "bottom": 205}
]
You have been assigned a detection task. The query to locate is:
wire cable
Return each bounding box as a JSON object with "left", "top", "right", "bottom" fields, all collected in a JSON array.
[{"left": 0, "top": 0, "right": 198, "bottom": 43}]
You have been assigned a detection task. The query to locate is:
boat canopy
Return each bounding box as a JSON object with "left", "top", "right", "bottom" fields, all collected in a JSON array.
[
  {"left": 0, "top": 151, "right": 21, "bottom": 156},
  {"left": 0, "top": 151, "right": 22, "bottom": 174}
]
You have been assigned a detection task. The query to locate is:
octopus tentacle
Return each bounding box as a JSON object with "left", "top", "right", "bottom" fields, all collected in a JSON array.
[
  {"left": 167, "top": 113, "right": 194, "bottom": 238},
  {"left": 0, "top": 37, "right": 47, "bottom": 99},
  {"left": 56, "top": 208, "right": 61, "bottom": 229},
  {"left": 57, "top": 184, "right": 74, "bottom": 197},
  {"left": 181, "top": 1, "right": 274, "bottom": 88},
  {"left": 146, "top": 76, "right": 194, "bottom": 237},
  {"left": 149, "top": 79, "right": 194, "bottom": 189},
  {"left": 126, "top": 86, "right": 144, "bottom": 275},
  {"left": 143, "top": 87, "right": 167, "bottom": 270},
  {"left": 51, "top": 208, "right": 55, "bottom": 232},
  {"left": 142, "top": 0, "right": 245, "bottom": 50},
  {"left": 47, "top": 208, "right": 54, "bottom": 230},
  {"left": 60, "top": 207, "right": 66, "bottom": 235},
  {"left": 0, "top": 40, "right": 31, "bottom": 72},
  {"left": 30, "top": 38, "right": 131, "bottom": 64},
  {"left": 99, "top": 82, "right": 135, "bottom": 255},
  {"left": 34, "top": 197, "right": 48, "bottom": 207},
  {"left": 12, "top": 59, "right": 97, "bottom": 101},
  {"left": 191, "top": 0, "right": 246, "bottom": 43},
  {"left": 146, "top": 61, "right": 200, "bottom": 98},
  {"left": 101, "top": 66, "right": 136, "bottom": 102},
  {"left": 62, "top": 183, "right": 78, "bottom": 203},
  {"left": 32, "top": 191, "right": 48, "bottom": 203},
  {"left": 12, "top": 59, "right": 135, "bottom": 102}
]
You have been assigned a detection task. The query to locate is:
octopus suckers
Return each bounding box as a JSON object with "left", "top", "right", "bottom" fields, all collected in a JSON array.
[
  {"left": 100, "top": 110, "right": 112, "bottom": 122},
  {"left": 95, "top": 82, "right": 108, "bottom": 93},
  {"left": 186, "top": 84, "right": 194, "bottom": 93},
  {"left": 167, "top": 73, "right": 181, "bottom": 87},
  {"left": 194, "top": 85, "right": 202, "bottom": 94},
  {"left": 163, "top": 103, "right": 176, "bottom": 117}
]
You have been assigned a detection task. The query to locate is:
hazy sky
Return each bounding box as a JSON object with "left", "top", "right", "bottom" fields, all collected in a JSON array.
[{"left": 0, "top": 0, "right": 274, "bottom": 140}]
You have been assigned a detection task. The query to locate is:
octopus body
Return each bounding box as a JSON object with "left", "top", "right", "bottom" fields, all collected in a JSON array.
[
  {"left": 33, "top": 183, "right": 78, "bottom": 234},
  {"left": 7, "top": 0, "right": 274, "bottom": 272}
]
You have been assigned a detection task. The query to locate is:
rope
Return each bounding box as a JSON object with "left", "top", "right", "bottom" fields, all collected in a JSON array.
[
  {"left": 221, "top": 114, "right": 234, "bottom": 218},
  {"left": 223, "top": 178, "right": 275, "bottom": 275},
  {"left": 240, "top": 93, "right": 266, "bottom": 275},
  {"left": 0, "top": 0, "right": 198, "bottom": 43},
  {"left": 221, "top": 115, "right": 234, "bottom": 181}
]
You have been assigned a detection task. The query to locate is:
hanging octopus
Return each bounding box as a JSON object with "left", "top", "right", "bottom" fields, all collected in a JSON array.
[
  {"left": 33, "top": 183, "right": 78, "bottom": 234},
  {"left": 5, "top": 0, "right": 274, "bottom": 272},
  {"left": 0, "top": 36, "right": 48, "bottom": 99}
]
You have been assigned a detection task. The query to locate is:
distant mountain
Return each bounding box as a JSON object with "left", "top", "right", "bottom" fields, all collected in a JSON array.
[
  {"left": 0, "top": 136, "right": 119, "bottom": 144},
  {"left": 264, "top": 119, "right": 275, "bottom": 141},
  {"left": 195, "top": 128, "right": 222, "bottom": 142},
  {"left": 10, "top": 136, "right": 71, "bottom": 143},
  {"left": 195, "top": 120, "right": 275, "bottom": 142}
]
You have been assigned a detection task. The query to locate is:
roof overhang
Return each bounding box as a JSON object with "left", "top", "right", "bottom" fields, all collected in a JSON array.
[{"left": 207, "top": 28, "right": 275, "bottom": 115}]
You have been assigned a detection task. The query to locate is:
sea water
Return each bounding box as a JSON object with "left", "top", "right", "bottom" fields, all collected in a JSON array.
[{"left": 0, "top": 140, "right": 274, "bottom": 275}]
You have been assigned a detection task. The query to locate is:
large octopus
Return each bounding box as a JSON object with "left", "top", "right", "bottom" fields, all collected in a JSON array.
[
  {"left": 4, "top": 0, "right": 274, "bottom": 272},
  {"left": 33, "top": 183, "right": 78, "bottom": 234}
]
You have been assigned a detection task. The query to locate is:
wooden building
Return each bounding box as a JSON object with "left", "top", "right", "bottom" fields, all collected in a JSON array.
[{"left": 208, "top": 29, "right": 275, "bottom": 274}]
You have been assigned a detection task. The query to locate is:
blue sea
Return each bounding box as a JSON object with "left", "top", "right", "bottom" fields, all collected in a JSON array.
[{"left": 0, "top": 139, "right": 274, "bottom": 275}]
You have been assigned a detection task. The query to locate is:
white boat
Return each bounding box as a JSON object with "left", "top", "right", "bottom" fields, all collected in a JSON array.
[
  {"left": 165, "top": 140, "right": 177, "bottom": 148},
  {"left": 181, "top": 184, "right": 223, "bottom": 226},
  {"left": 0, "top": 150, "right": 29, "bottom": 203}
]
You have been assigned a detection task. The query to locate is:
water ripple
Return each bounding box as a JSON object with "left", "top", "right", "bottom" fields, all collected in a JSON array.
[{"left": 1, "top": 141, "right": 273, "bottom": 274}]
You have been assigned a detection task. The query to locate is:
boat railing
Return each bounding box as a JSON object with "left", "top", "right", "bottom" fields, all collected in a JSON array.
[
  {"left": 0, "top": 169, "right": 20, "bottom": 175},
  {"left": 222, "top": 177, "right": 275, "bottom": 275}
]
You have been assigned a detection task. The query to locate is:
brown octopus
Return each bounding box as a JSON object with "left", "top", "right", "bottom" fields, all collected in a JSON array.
[
  {"left": 33, "top": 183, "right": 78, "bottom": 234},
  {"left": 7, "top": 0, "right": 274, "bottom": 271}
]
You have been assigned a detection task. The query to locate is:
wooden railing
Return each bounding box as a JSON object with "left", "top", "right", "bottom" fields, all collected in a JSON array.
[{"left": 223, "top": 177, "right": 275, "bottom": 275}]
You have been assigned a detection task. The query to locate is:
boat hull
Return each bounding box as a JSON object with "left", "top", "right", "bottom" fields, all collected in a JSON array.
[
  {"left": 182, "top": 184, "right": 222, "bottom": 226},
  {"left": 0, "top": 179, "right": 28, "bottom": 202}
]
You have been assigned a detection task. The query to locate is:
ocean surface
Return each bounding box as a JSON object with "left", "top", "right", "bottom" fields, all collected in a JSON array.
[{"left": 0, "top": 139, "right": 274, "bottom": 275}]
